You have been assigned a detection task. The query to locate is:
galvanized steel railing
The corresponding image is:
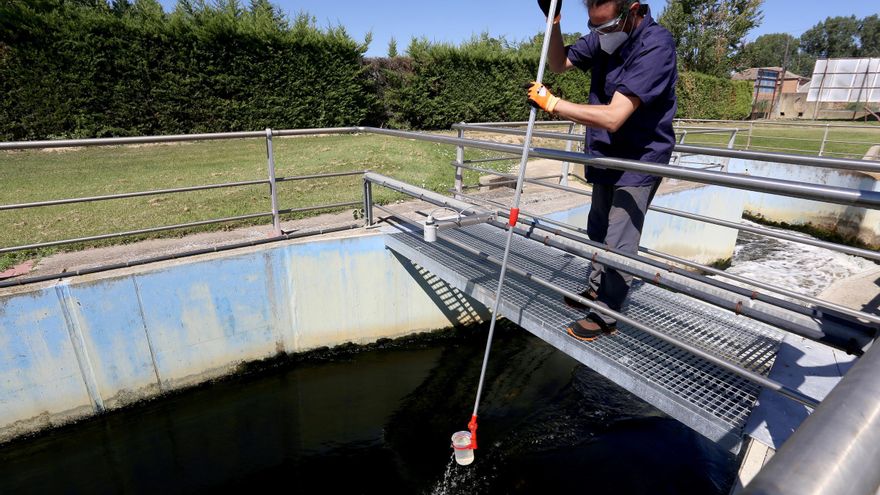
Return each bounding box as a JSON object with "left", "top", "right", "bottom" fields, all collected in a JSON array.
[
  {"left": 5, "top": 124, "right": 878, "bottom": 318},
  {"left": 365, "top": 172, "right": 825, "bottom": 408},
  {"left": 354, "top": 127, "right": 880, "bottom": 340},
  {"left": 471, "top": 119, "right": 880, "bottom": 159},
  {"left": 441, "top": 122, "right": 880, "bottom": 337},
  {"left": 675, "top": 118, "right": 880, "bottom": 159},
  {"left": 0, "top": 128, "right": 366, "bottom": 256}
]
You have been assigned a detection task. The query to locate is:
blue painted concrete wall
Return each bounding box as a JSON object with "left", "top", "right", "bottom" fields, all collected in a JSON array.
[
  {"left": 0, "top": 233, "right": 488, "bottom": 442},
  {"left": 546, "top": 181, "right": 745, "bottom": 265},
  {"left": 0, "top": 172, "right": 767, "bottom": 442}
]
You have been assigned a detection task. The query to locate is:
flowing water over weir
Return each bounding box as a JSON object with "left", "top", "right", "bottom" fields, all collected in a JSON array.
[
  {"left": 714, "top": 221, "right": 876, "bottom": 299},
  {"left": 0, "top": 228, "right": 871, "bottom": 495}
]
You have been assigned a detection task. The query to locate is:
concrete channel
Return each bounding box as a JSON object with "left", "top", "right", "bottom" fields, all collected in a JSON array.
[
  {"left": 1, "top": 132, "right": 879, "bottom": 493},
  {"left": 0, "top": 170, "right": 753, "bottom": 443}
]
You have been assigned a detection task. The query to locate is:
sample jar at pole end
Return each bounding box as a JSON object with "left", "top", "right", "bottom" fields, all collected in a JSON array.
[{"left": 451, "top": 431, "right": 475, "bottom": 466}]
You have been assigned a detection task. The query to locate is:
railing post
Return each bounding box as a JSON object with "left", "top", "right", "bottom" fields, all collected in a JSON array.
[
  {"left": 560, "top": 122, "right": 574, "bottom": 186},
  {"left": 265, "top": 128, "right": 282, "bottom": 237},
  {"left": 819, "top": 123, "right": 830, "bottom": 156},
  {"left": 669, "top": 130, "right": 686, "bottom": 167},
  {"left": 362, "top": 177, "right": 373, "bottom": 227},
  {"left": 727, "top": 129, "right": 738, "bottom": 149},
  {"left": 746, "top": 122, "right": 754, "bottom": 150},
  {"left": 455, "top": 124, "right": 465, "bottom": 198}
]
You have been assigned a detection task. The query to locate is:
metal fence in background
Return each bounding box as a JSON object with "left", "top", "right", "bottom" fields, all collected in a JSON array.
[
  {"left": 674, "top": 118, "right": 880, "bottom": 159},
  {"left": 0, "top": 128, "right": 366, "bottom": 257},
  {"left": 444, "top": 122, "right": 880, "bottom": 327},
  {"left": 465, "top": 118, "right": 880, "bottom": 160}
]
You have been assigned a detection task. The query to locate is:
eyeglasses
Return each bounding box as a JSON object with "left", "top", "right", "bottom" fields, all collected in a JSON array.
[{"left": 587, "top": 10, "right": 628, "bottom": 35}]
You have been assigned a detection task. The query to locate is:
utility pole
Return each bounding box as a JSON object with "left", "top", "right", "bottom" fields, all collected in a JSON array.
[{"left": 771, "top": 36, "right": 791, "bottom": 119}]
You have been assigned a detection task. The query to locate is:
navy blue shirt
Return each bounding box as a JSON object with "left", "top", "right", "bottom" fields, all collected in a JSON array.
[{"left": 565, "top": 6, "right": 678, "bottom": 186}]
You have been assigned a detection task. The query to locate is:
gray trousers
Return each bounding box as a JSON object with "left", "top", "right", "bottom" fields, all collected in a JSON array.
[{"left": 587, "top": 181, "right": 660, "bottom": 325}]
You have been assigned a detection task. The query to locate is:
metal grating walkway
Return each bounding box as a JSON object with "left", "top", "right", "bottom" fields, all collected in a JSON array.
[{"left": 385, "top": 223, "right": 786, "bottom": 452}]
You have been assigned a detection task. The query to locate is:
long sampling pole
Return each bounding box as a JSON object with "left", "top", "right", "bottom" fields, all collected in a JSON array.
[{"left": 462, "top": 0, "right": 560, "bottom": 455}]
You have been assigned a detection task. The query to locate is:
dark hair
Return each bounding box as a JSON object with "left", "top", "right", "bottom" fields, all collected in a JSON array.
[{"left": 584, "top": 0, "right": 636, "bottom": 12}]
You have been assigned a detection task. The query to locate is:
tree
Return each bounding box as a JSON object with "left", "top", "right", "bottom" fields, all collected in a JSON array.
[
  {"left": 858, "top": 15, "right": 879, "bottom": 57},
  {"left": 659, "top": 0, "right": 764, "bottom": 77},
  {"left": 800, "top": 16, "right": 859, "bottom": 59},
  {"left": 246, "top": 0, "right": 288, "bottom": 34},
  {"left": 517, "top": 30, "right": 583, "bottom": 58},
  {"left": 739, "top": 33, "right": 793, "bottom": 67},
  {"left": 387, "top": 36, "right": 398, "bottom": 57},
  {"left": 738, "top": 33, "right": 815, "bottom": 77}
]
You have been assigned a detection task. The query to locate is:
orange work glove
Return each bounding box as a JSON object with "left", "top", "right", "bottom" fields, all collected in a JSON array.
[{"left": 524, "top": 82, "right": 560, "bottom": 113}]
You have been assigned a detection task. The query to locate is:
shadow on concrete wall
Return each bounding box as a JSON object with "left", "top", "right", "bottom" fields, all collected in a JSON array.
[{"left": 391, "top": 251, "right": 489, "bottom": 327}]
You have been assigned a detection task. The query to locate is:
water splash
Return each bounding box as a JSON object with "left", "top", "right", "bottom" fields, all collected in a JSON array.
[
  {"left": 429, "top": 455, "right": 480, "bottom": 495},
  {"left": 711, "top": 220, "right": 876, "bottom": 299}
]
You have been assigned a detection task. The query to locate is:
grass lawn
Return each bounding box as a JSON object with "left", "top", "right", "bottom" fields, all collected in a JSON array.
[
  {"left": 1, "top": 131, "right": 534, "bottom": 271},
  {"left": 678, "top": 121, "right": 880, "bottom": 159},
  {"left": 3, "top": 121, "right": 877, "bottom": 272}
]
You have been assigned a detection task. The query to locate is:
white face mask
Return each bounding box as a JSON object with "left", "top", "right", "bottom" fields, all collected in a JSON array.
[{"left": 599, "top": 31, "right": 629, "bottom": 54}]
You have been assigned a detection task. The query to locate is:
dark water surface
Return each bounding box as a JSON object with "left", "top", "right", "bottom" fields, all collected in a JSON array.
[{"left": 0, "top": 324, "right": 736, "bottom": 494}]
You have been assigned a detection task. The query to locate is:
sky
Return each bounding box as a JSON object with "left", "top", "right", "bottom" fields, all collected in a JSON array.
[{"left": 155, "top": 1, "right": 880, "bottom": 57}]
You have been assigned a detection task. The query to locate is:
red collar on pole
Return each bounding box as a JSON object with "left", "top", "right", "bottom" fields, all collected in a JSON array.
[{"left": 468, "top": 414, "right": 478, "bottom": 449}]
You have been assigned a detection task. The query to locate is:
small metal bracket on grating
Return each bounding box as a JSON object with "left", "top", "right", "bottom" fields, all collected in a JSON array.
[{"left": 384, "top": 223, "right": 786, "bottom": 452}]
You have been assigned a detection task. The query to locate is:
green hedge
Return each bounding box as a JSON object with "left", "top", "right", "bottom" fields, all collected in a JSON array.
[
  {"left": 675, "top": 72, "right": 753, "bottom": 120},
  {"left": 0, "top": 2, "right": 753, "bottom": 140},
  {"left": 0, "top": 1, "right": 374, "bottom": 140},
  {"left": 374, "top": 42, "right": 591, "bottom": 129},
  {"left": 376, "top": 44, "right": 752, "bottom": 128}
]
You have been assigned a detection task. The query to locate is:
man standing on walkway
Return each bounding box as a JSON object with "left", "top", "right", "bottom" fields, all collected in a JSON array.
[{"left": 526, "top": 0, "right": 678, "bottom": 340}]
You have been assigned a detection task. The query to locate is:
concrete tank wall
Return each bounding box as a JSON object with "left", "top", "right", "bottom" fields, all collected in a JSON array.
[
  {"left": 0, "top": 174, "right": 774, "bottom": 443},
  {"left": 727, "top": 158, "right": 880, "bottom": 246},
  {"left": 545, "top": 181, "right": 746, "bottom": 265},
  {"left": 0, "top": 233, "right": 488, "bottom": 443}
]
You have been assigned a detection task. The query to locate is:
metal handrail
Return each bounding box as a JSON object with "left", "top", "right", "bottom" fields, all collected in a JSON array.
[
  {"left": 449, "top": 159, "right": 880, "bottom": 263},
  {"left": 0, "top": 166, "right": 370, "bottom": 255},
  {"left": 3, "top": 124, "right": 878, "bottom": 264},
  {"left": 452, "top": 124, "right": 880, "bottom": 173},
  {"left": 0, "top": 212, "right": 274, "bottom": 254},
  {"left": 673, "top": 128, "right": 740, "bottom": 135},
  {"left": 0, "top": 127, "right": 370, "bottom": 254},
  {"left": 748, "top": 134, "right": 834, "bottom": 142},
  {"left": 743, "top": 134, "right": 880, "bottom": 147},
  {"left": 461, "top": 157, "right": 521, "bottom": 164},
  {"left": 0, "top": 179, "right": 270, "bottom": 211},
  {"left": 448, "top": 188, "right": 880, "bottom": 332},
  {"left": 467, "top": 120, "right": 880, "bottom": 160},
  {"left": 366, "top": 173, "right": 821, "bottom": 408},
  {"left": 276, "top": 170, "right": 367, "bottom": 182},
  {"left": 474, "top": 118, "right": 880, "bottom": 131},
  {"left": 0, "top": 127, "right": 359, "bottom": 150},
  {"left": 277, "top": 201, "right": 362, "bottom": 216},
  {"left": 459, "top": 174, "right": 562, "bottom": 189},
  {"left": 365, "top": 127, "right": 880, "bottom": 208},
  {"left": 673, "top": 119, "right": 880, "bottom": 131}
]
